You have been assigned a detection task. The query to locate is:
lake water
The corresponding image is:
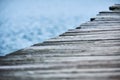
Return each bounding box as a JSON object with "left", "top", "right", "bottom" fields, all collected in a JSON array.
[{"left": 0, "top": 0, "right": 119, "bottom": 56}]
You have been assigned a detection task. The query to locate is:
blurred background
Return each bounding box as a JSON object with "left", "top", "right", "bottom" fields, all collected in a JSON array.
[{"left": 0, "top": 0, "right": 120, "bottom": 56}]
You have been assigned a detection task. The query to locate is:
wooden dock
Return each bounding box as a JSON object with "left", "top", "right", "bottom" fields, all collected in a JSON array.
[{"left": 0, "top": 4, "right": 120, "bottom": 80}]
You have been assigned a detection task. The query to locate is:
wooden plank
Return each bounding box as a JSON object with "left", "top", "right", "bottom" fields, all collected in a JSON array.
[
  {"left": 61, "top": 29, "right": 120, "bottom": 36},
  {"left": 46, "top": 32, "right": 120, "bottom": 42}
]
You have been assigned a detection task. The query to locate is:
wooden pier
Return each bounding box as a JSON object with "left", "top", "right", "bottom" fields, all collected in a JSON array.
[{"left": 0, "top": 4, "right": 120, "bottom": 80}]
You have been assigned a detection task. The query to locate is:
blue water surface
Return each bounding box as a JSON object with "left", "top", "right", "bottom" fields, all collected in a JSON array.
[{"left": 0, "top": 0, "right": 119, "bottom": 56}]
